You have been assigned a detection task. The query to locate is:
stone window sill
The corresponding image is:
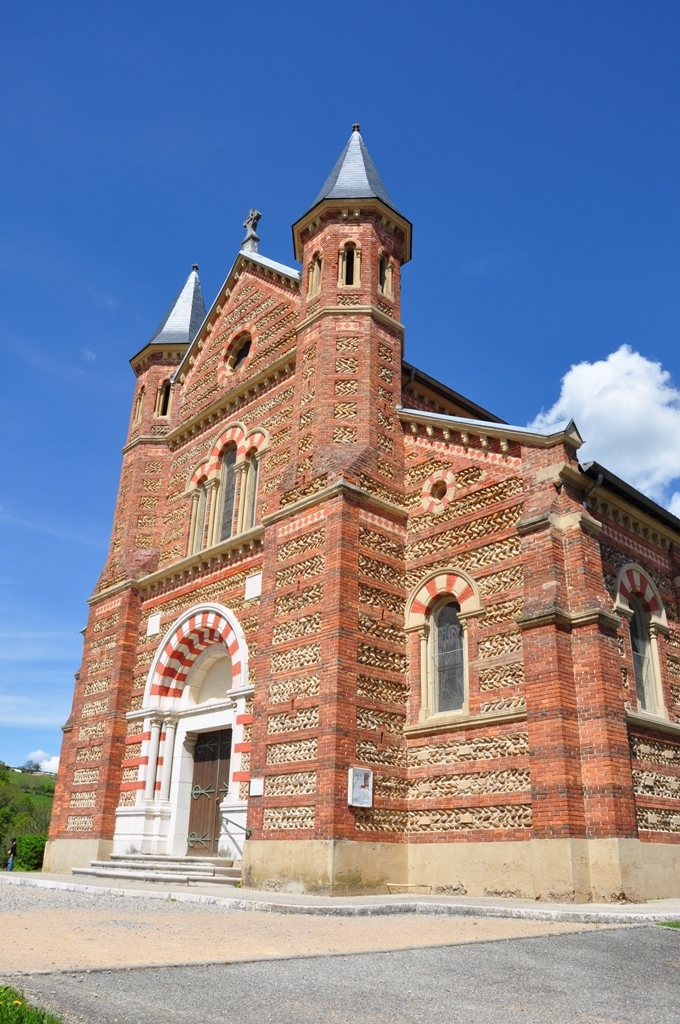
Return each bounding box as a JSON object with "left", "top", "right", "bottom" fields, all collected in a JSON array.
[
  {"left": 626, "top": 709, "right": 680, "bottom": 737},
  {"left": 404, "top": 707, "right": 527, "bottom": 738}
]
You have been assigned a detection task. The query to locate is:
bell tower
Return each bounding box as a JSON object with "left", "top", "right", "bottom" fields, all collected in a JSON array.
[
  {"left": 288, "top": 124, "right": 412, "bottom": 488},
  {"left": 246, "top": 128, "right": 413, "bottom": 886}
]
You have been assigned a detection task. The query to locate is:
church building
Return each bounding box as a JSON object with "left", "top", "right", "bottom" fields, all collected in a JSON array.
[{"left": 46, "top": 127, "right": 680, "bottom": 901}]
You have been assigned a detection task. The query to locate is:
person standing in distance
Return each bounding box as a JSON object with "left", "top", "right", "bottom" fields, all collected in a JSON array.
[{"left": 6, "top": 837, "right": 16, "bottom": 871}]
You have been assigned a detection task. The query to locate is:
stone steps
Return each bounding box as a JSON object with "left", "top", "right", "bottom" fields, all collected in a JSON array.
[{"left": 72, "top": 853, "right": 242, "bottom": 887}]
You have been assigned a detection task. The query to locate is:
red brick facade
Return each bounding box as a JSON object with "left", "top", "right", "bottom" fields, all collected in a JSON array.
[{"left": 47, "top": 134, "right": 680, "bottom": 898}]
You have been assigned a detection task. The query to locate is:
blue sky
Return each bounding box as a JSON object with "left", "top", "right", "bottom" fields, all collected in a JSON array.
[{"left": 2, "top": 1, "right": 680, "bottom": 767}]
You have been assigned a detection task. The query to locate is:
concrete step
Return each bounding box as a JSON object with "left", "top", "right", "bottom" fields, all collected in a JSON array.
[
  {"left": 93, "top": 859, "right": 236, "bottom": 876},
  {"left": 72, "top": 866, "right": 241, "bottom": 886},
  {"left": 109, "top": 854, "right": 235, "bottom": 867},
  {"left": 72, "top": 852, "right": 242, "bottom": 887}
]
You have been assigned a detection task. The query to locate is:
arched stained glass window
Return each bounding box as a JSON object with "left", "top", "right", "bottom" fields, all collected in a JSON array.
[
  {"left": 218, "top": 446, "right": 237, "bottom": 542},
  {"left": 432, "top": 601, "right": 465, "bottom": 712}
]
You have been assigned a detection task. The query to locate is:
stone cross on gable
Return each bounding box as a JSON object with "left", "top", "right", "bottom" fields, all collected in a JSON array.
[{"left": 241, "top": 209, "right": 262, "bottom": 253}]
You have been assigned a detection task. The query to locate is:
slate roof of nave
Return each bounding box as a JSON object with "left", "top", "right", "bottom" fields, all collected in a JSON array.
[
  {"left": 311, "top": 126, "right": 398, "bottom": 213},
  {"left": 149, "top": 266, "right": 207, "bottom": 346}
]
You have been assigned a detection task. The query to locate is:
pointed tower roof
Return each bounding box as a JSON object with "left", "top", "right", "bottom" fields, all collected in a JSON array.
[
  {"left": 311, "top": 125, "right": 397, "bottom": 211},
  {"left": 293, "top": 126, "right": 411, "bottom": 263},
  {"left": 148, "top": 265, "right": 206, "bottom": 346}
]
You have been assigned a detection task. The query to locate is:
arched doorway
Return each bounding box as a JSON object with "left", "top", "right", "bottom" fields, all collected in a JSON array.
[{"left": 113, "top": 604, "right": 252, "bottom": 860}]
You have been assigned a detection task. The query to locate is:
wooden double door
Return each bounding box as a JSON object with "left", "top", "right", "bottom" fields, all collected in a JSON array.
[{"left": 187, "top": 729, "right": 232, "bottom": 856}]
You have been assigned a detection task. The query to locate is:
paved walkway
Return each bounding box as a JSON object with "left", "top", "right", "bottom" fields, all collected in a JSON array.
[
  {"left": 0, "top": 877, "right": 604, "bottom": 974},
  {"left": 10, "top": 927, "right": 680, "bottom": 1024},
  {"left": 4, "top": 871, "right": 680, "bottom": 923}
]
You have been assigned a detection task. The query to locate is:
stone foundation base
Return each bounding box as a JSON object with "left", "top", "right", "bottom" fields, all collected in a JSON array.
[
  {"left": 43, "top": 838, "right": 113, "bottom": 874},
  {"left": 242, "top": 837, "right": 680, "bottom": 902}
]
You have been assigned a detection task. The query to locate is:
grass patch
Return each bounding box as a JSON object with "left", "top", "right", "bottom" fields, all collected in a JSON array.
[
  {"left": 0, "top": 986, "right": 63, "bottom": 1023},
  {"left": 658, "top": 921, "right": 680, "bottom": 928}
]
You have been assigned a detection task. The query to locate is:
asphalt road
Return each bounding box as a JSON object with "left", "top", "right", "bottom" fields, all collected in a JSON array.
[{"left": 9, "top": 925, "right": 680, "bottom": 1024}]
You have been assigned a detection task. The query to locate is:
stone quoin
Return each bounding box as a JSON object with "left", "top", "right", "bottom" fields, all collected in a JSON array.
[{"left": 46, "top": 127, "right": 680, "bottom": 900}]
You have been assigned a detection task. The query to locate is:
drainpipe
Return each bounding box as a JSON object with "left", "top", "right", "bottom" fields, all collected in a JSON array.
[{"left": 583, "top": 471, "right": 604, "bottom": 509}]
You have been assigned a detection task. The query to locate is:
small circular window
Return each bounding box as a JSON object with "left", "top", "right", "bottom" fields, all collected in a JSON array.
[{"left": 421, "top": 470, "right": 456, "bottom": 514}]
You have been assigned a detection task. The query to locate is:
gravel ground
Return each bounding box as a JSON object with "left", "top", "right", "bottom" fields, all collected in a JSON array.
[
  {"left": 8, "top": 926, "right": 679, "bottom": 1024},
  {"left": 0, "top": 882, "right": 597, "bottom": 972}
]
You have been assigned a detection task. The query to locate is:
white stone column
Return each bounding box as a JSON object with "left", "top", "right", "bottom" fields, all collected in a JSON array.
[
  {"left": 187, "top": 491, "right": 200, "bottom": 554},
  {"left": 144, "top": 715, "right": 163, "bottom": 802},
  {"left": 205, "top": 480, "right": 220, "bottom": 548},
  {"left": 649, "top": 624, "right": 667, "bottom": 718},
  {"left": 234, "top": 464, "right": 248, "bottom": 535},
  {"left": 419, "top": 625, "right": 430, "bottom": 721},
  {"left": 159, "top": 716, "right": 178, "bottom": 802}
]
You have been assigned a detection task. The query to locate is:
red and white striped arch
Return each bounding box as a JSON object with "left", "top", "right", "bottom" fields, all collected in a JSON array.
[
  {"left": 243, "top": 427, "right": 267, "bottom": 456},
  {"left": 187, "top": 424, "right": 270, "bottom": 490},
  {"left": 203, "top": 424, "right": 248, "bottom": 479},
  {"left": 143, "top": 603, "right": 248, "bottom": 706},
  {"left": 615, "top": 563, "right": 667, "bottom": 625},
  {"left": 406, "top": 568, "right": 482, "bottom": 628}
]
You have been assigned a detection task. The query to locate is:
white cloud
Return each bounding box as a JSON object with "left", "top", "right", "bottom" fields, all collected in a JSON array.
[
  {"left": 27, "top": 750, "right": 59, "bottom": 773},
  {"left": 529, "top": 345, "right": 680, "bottom": 511}
]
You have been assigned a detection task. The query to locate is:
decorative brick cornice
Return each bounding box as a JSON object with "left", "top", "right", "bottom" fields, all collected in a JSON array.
[
  {"left": 517, "top": 605, "right": 621, "bottom": 632},
  {"left": 398, "top": 409, "right": 582, "bottom": 451},
  {"left": 516, "top": 509, "right": 602, "bottom": 537},
  {"left": 137, "top": 525, "right": 264, "bottom": 593},
  {"left": 88, "top": 579, "right": 139, "bottom": 606},
  {"left": 295, "top": 303, "right": 404, "bottom": 337},
  {"left": 130, "top": 344, "right": 188, "bottom": 374},
  {"left": 89, "top": 527, "right": 264, "bottom": 603},
  {"left": 262, "top": 478, "right": 408, "bottom": 527},
  {"left": 121, "top": 434, "right": 173, "bottom": 455}
]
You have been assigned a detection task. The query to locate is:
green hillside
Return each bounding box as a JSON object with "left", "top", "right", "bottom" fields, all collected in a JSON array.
[{"left": 0, "top": 764, "right": 54, "bottom": 869}]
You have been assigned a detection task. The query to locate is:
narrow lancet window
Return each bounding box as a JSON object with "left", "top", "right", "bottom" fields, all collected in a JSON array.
[
  {"left": 133, "top": 387, "right": 145, "bottom": 425},
  {"left": 159, "top": 382, "right": 171, "bottom": 417},
  {"left": 379, "top": 255, "right": 387, "bottom": 291},
  {"left": 308, "top": 253, "right": 322, "bottom": 297},
  {"left": 344, "top": 245, "right": 355, "bottom": 285}
]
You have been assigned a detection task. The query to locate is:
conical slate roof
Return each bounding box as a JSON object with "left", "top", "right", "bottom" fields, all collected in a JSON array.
[
  {"left": 149, "top": 265, "right": 206, "bottom": 346},
  {"left": 312, "top": 125, "right": 397, "bottom": 211}
]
